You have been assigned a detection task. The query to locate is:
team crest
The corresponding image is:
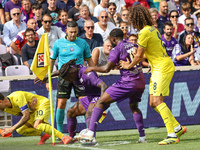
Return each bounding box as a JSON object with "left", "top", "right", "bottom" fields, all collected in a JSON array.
[
  {"left": 70, "top": 47, "right": 74, "bottom": 52},
  {"left": 37, "top": 53, "right": 44, "bottom": 67}
]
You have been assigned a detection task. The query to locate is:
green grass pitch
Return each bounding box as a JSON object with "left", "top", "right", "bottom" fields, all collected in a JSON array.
[{"left": 0, "top": 125, "right": 200, "bottom": 150}]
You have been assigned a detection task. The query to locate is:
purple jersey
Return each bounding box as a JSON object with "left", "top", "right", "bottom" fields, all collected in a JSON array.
[
  {"left": 173, "top": 44, "right": 190, "bottom": 66},
  {"left": 4, "top": 0, "right": 22, "bottom": 13},
  {"left": 54, "top": 21, "right": 67, "bottom": 32},
  {"left": 74, "top": 65, "right": 102, "bottom": 96},
  {"left": 161, "top": 34, "right": 177, "bottom": 57},
  {"left": 108, "top": 40, "right": 143, "bottom": 81}
]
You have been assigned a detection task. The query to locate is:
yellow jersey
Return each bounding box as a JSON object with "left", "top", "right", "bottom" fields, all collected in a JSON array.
[
  {"left": 138, "top": 25, "right": 175, "bottom": 73},
  {"left": 4, "top": 91, "right": 49, "bottom": 116}
]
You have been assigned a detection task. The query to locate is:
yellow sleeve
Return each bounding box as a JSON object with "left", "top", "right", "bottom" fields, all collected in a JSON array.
[{"left": 138, "top": 28, "right": 150, "bottom": 49}]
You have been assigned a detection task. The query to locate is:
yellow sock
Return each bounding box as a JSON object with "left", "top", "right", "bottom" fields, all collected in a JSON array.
[
  {"left": 36, "top": 123, "right": 64, "bottom": 139},
  {"left": 155, "top": 103, "right": 175, "bottom": 134},
  {"left": 16, "top": 125, "right": 41, "bottom": 136}
]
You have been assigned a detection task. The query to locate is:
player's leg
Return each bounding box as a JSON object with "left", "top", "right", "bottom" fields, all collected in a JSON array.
[
  {"left": 67, "top": 100, "right": 86, "bottom": 138},
  {"left": 129, "top": 102, "right": 147, "bottom": 143},
  {"left": 16, "top": 123, "right": 42, "bottom": 136},
  {"left": 56, "top": 77, "right": 72, "bottom": 133}
]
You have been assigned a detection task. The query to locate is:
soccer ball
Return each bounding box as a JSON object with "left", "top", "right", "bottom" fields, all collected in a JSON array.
[{"left": 79, "top": 128, "right": 88, "bottom": 143}]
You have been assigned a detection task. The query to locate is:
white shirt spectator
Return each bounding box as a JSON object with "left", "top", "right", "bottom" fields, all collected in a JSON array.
[
  {"left": 94, "top": 21, "right": 116, "bottom": 41},
  {"left": 108, "top": 0, "right": 126, "bottom": 14},
  {"left": 178, "top": 14, "right": 197, "bottom": 26},
  {"left": 93, "top": 5, "right": 108, "bottom": 18},
  {"left": 82, "top": 0, "right": 98, "bottom": 15}
]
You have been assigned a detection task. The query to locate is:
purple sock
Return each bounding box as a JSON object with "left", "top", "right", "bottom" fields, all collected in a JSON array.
[
  {"left": 133, "top": 111, "right": 145, "bottom": 137},
  {"left": 67, "top": 116, "right": 77, "bottom": 138},
  {"left": 89, "top": 107, "right": 104, "bottom": 133}
]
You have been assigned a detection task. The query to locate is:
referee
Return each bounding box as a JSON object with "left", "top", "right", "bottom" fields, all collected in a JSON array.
[{"left": 48, "top": 21, "right": 94, "bottom": 139}]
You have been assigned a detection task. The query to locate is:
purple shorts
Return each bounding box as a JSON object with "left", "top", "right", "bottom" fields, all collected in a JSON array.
[
  {"left": 106, "top": 73, "right": 145, "bottom": 104},
  {"left": 80, "top": 96, "right": 99, "bottom": 111}
]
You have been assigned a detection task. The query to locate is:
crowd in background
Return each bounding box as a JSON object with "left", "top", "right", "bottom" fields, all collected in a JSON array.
[{"left": 0, "top": 0, "right": 200, "bottom": 73}]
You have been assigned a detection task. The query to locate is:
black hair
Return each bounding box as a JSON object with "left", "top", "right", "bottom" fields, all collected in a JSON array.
[
  {"left": 185, "top": 17, "right": 194, "bottom": 24},
  {"left": 59, "top": 59, "right": 77, "bottom": 78},
  {"left": 0, "top": 93, "right": 5, "bottom": 100},
  {"left": 180, "top": 33, "right": 194, "bottom": 54},
  {"left": 67, "top": 21, "right": 78, "bottom": 28},
  {"left": 32, "top": 3, "right": 42, "bottom": 10},
  {"left": 164, "top": 21, "right": 173, "bottom": 28},
  {"left": 109, "top": 28, "right": 124, "bottom": 40},
  {"left": 107, "top": 2, "right": 116, "bottom": 8},
  {"left": 42, "top": 14, "right": 53, "bottom": 21},
  {"left": 24, "top": 28, "right": 35, "bottom": 37},
  {"left": 169, "top": 10, "right": 178, "bottom": 18}
]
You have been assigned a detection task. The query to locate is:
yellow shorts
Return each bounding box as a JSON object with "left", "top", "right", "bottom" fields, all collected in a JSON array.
[
  {"left": 149, "top": 71, "right": 174, "bottom": 96},
  {"left": 27, "top": 100, "right": 50, "bottom": 125}
]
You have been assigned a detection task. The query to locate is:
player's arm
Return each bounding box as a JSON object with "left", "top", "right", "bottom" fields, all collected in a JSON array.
[
  {"left": 2, "top": 109, "right": 30, "bottom": 135},
  {"left": 84, "top": 61, "right": 115, "bottom": 74},
  {"left": 98, "top": 81, "right": 108, "bottom": 96},
  {"left": 119, "top": 46, "right": 145, "bottom": 70}
]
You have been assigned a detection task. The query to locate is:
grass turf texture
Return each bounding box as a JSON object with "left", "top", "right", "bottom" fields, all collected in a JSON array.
[{"left": 0, "top": 125, "right": 199, "bottom": 150}]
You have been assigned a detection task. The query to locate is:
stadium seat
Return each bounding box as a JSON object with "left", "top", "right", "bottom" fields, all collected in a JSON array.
[
  {"left": 9, "top": 47, "right": 21, "bottom": 65},
  {"left": 0, "top": 80, "right": 10, "bottom": 93},
  {"left": 0, "top": 45, "right": 7, "bottom": 54},
  {"left": 5, "top": 65, "right": 30, "bottom": 76}
]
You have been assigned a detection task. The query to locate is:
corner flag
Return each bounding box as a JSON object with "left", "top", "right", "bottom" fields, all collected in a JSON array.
[{"left": 30, "top": 33, "right": 50, "bottom": 80}]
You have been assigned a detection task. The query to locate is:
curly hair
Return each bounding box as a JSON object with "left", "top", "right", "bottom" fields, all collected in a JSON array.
[
  {"left": 130, "top": 5, "right": 153, "bottom": 30},
  {"left": 59, "top": 59, "right": 77, "bottom": 78}
]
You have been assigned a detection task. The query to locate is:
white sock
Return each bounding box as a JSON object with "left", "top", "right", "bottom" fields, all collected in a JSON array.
[
  {"left": 139, "top": 136, "right": 146, "bottom": 140},
  {"left": 168, "top": 133, "right": 176, "bottom": 138},
  {"left": 174, "top": 124, "right": 181, "bottom": 133}
]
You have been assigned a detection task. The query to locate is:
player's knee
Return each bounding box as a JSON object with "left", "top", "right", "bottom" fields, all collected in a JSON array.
[
  {"left": 67, "top": 108, "right": 74, "bottom": 118},
  {"left": 149, "top": 101, "right": 157, "bottom": 108},
  {"left": 33, "top": 122, "right": 40, "bottom": 129},
  {"left": 16, "top": 128, "right": 25, "bottom": 135}
]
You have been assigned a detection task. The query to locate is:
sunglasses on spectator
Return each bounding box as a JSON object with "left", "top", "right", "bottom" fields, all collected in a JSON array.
[
  {"left": 120, "top": 26, "right": 128, "bottom": 29},
  {"left": 170, "top": 15, "right": 178, "bottom": 18},
  {"left": 186, "top": 23, "right": 194, "bottom": 26},
  {"left": 86, "top": 26, "right": 94, "bottom": 29},
  {"left": 101, "top": 16, "right": 108, "bottom": 19},
  {"left": 122, "top": 14, "right": 129, "bottom": 16},
  {"left": 109, "top": 8, "right": 116, "bottom": 10},
  {"left": 43, "top": 20, "right": 52, "bottom": 24},
  {"left": 13, "top": 13, "right": 20, "bottom": 16}
]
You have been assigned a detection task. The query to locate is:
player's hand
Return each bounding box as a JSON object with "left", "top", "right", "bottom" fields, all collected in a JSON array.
[
  {"left": 84, "top": 67, "right": 93, "bottom": 74},
  {"left": 1, "top": 127, "right": 14, "bottom": 135},
  {"left": 119, "top": 58, "right": 131, "bottom": 69}
]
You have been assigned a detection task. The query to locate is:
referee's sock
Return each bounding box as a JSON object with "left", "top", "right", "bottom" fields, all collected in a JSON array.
[
  {"left": 155, "top": 102, "right": 176, "bottom": 137},
  {"left": 56, "top": 108, "right": 65, "bottom": 133}
]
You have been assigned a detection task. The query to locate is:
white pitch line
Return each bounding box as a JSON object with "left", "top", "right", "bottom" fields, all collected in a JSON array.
[{"left": 57, "top": 144, "right": 114, "bottom": 150}]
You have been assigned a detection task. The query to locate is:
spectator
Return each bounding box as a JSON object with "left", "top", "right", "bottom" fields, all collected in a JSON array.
[
  {"left": 196, "top": 13, "right": 200, "bottom": 32},
  {"left": 93, "top": 11, "right": 116, "bottom": 41},
  {"left": 167, "top": 0, "right": 182, "bottom": 15},
  {"left": 3, "top": 8, "right": 27, "bottom": 48},
  {"left": 42, "top": 0, "right": 60, "bottom": 24},
  {"left": 77, "top": 4, "right": 98, "bottom": 36},
  {"left": 169, "top": 10, "right": 184, "bottom": 39},
  {"left": 21, "top": 28, "right": 38, "bottom": 68},
  {"left": 172, "top": 34, "right": 197, "bottom": 66},
  {"left": 150, "top": 8, "right": 164, "bottom": 35},
  {"left": 37, "top": 14, "right": 65, "bottom": 54},
  {"left": 93, "top": 0, "right": 109, "bottom": 19},
  {"left": 161, "top": 21, "right": 177, "bottom": 58},
  {"left": 79, "top": 20, "right": 103, "bottom": 52},
  {"left": 128, "top": 34, "right": 137, "bottom": 45},
  {"left": 149, "top": 0, "right": 162, "bottom": 10},
  {"left": 82, "top": 0, "right": 98, "bottom": 16},
  {"left": 119, "top": 21, "right": 129, "bottom": 41},
  {"left": 10, "top": 18, "right": 38, "bottom": 57},
  {"left": 158, "top": 1, "right": 169, "bottom": 24},
  {"left": 68, "top": 0, "right": 82, "bottom": 21},
  {"left": 32, "top": 3, "right": 43, "bottom": 28},
  {"left": 54, "top": 9, "right": 68, "bottom": 32},
  {"left": 178, "top": 2, "right": 197, "bottom": 26},
  {"left": 192, "top": 0, "right": 200, "bottom": 15},
  {"left": 0, "top": 3, "right": 5, "bottom": 24},
  {"left": 30, "top": 0, "right": 48, "bottom": 10},
  {"left": 20, "top": 0, "right": 34, "bottom": 24},
  {"left": 4, "top": 0, "right": 22, "bottom": 22},
  {"left": 109, "top": 0, "right": 126, "bottom": 14},
  {"left": 56, "top": 0, "right": 75, "bottom": 12},
  {"left": 92, "top": 39, "right": 112, "bottom": 66},
  {"left": 178, "top": 17, "right": 200, "bottom": 44},
  {"left": 107, "top": 2, "right": 122, "bottom": 26},
  {"left": 125, "top": 0, "right": 149, "bottom": 10}
]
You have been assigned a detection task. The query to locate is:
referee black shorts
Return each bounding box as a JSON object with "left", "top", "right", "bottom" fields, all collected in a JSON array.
[{"left": 57, "top": 76, "right": 86, "bottom": 99}]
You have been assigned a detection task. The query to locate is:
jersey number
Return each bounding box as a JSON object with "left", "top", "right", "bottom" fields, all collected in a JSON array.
[
  {"left": 156, "top": 31, "right": 165, "bottom": 48},
  {"left": 37, "top": 110, "right": 43, "bottom": 116}
]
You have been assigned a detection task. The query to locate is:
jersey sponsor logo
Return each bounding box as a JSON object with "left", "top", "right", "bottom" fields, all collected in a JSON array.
[
  {"left": 37, "top": 53, "right": 44, "bottom": 67},
  {"left": 70, "top": 47, "right": 74, "bottom": 52},
  {"left": 62, "top": 49, "right": 66, "bottom": 51}
]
